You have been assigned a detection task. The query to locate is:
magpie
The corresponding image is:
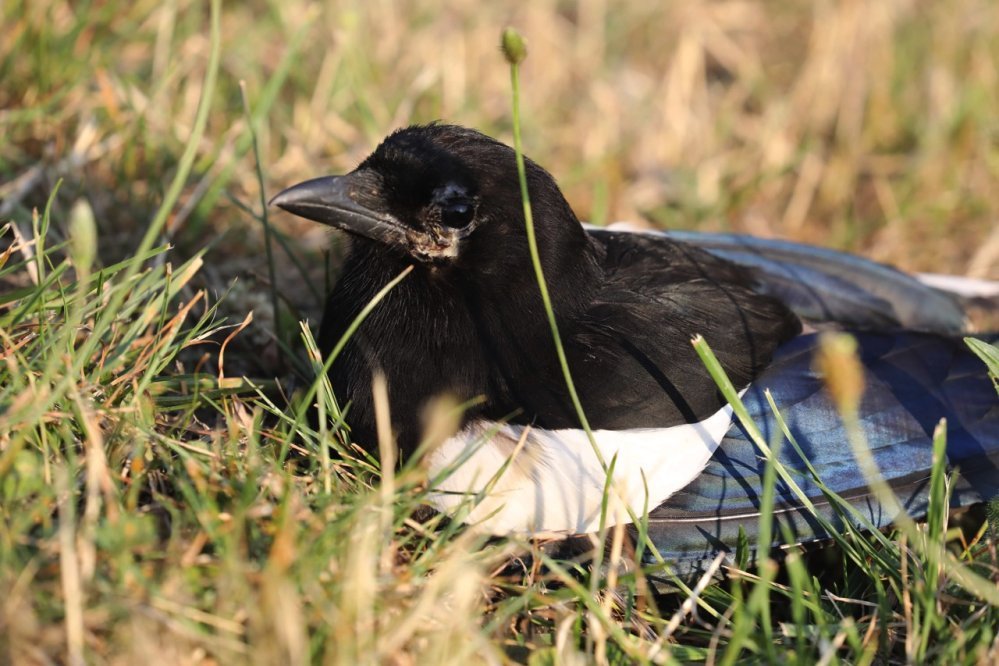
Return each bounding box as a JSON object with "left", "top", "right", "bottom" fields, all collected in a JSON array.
[{"left": 272, "top": 124, "right": 999, "bottom": 572}]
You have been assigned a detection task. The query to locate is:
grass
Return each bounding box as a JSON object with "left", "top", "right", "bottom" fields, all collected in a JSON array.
[{"left": 2, "top": 1, "right": 999, "bottom": 663}]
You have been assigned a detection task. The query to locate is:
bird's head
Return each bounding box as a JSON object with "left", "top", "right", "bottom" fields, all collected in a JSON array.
[{"left": 271, "top": 124, "right": 588, "bottom": 271}]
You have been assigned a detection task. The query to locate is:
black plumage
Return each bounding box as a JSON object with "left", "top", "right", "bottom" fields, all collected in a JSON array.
[{"left": 286, "top": 124, "right": 800, "bottom": 454}]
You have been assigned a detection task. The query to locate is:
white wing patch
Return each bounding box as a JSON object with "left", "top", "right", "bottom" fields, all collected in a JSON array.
[
  {"left": 425, "top": 399, "right": 738, "bottom": 535},
  {"left": 916, "top": 273, "right": 999, "bottom": 298}
]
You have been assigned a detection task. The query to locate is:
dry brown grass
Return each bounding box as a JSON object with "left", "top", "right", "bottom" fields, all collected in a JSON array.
[
  {"left": 1, "top": 2, "right": 999, "bottom": 664},
  {"left": 3, "top": 0, "right": 998, "bottom": 280}
]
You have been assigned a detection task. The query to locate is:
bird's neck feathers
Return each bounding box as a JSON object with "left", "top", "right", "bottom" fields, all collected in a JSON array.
[
  {"left": 324, "top": 213, "right": 603, "bottom": 454},
  {"left": 463, "top": 171, "right": 603, "bottom": 321},
  {"left": 321, "top": 242, "right": 491, "bottom": 453}
]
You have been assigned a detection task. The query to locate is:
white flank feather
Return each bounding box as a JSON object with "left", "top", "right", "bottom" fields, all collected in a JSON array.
[{"left": 425, "top": 400, "right": 738, "bottom": 535}]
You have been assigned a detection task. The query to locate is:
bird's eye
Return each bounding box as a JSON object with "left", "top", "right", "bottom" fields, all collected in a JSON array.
[{"left": 441, "top": 201, "right": 475, "bottom": 228}]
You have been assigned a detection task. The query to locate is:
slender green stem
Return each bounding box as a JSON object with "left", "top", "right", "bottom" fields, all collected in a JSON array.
[
  {"left": 508, "top": 60, "right": 601, "bottom": 461},
  {"left": 240, "top": 80, "right": 283, "bottom": 351},
  {"left": 505, "top": 37, "right": 719, "bottom": 605},
  {"left": 226, "top": 192, "right": 323, "bottom": 304}
]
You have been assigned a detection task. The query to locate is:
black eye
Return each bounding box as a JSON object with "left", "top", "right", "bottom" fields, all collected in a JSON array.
[{"left": 441, "top": 201, "right": 474, "bottom": 228}]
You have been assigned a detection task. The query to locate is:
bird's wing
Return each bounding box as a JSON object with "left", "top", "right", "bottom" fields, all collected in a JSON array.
[
  {"left": 643, "top": 331, "right": 999, "bottom": 577},
  {"left": 548, "top": 230, "right": 800, "bottom": 430},
  {"left": 587, "top": 227, "right": 969, "bottom": 334}
]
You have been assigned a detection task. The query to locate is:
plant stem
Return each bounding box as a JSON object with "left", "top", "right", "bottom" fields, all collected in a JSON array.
[{"left": 507, "top": 54, "right": 602, "bottom": 462}]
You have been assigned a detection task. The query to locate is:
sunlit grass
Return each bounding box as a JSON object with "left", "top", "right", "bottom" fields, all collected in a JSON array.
[
  {"left": 2, "top": 1, "right": 998, "bottom": 663},
  {"left": 4, "top": 1, "right": 998, "bottom": 276}
]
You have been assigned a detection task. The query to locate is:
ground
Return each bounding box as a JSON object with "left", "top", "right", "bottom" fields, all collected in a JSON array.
[{"left": 1, "top": 1, "right": 998, "bottom": 664}]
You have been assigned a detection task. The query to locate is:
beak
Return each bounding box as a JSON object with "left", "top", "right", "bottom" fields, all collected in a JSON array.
[{"left": 269, "top": 171, "right": 410, "bottom": 248}]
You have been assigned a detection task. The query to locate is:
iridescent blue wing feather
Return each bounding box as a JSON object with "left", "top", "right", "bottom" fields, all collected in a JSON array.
[{"left": 644, "top": 332, "right": 999, "bottom": 575}]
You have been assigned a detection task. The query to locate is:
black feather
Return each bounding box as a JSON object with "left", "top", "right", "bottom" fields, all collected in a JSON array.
[{"left": 315, "top": 125, "right": 800, "bottom": 453}]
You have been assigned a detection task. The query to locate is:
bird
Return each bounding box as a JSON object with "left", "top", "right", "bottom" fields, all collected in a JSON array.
[{"left": 271, "top": 123, "right": 999, "bottom": 574}]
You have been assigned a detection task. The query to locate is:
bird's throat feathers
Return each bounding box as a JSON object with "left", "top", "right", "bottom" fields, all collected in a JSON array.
[{"left": 321, "top": 231, "right": 604, "bottom": 453}]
